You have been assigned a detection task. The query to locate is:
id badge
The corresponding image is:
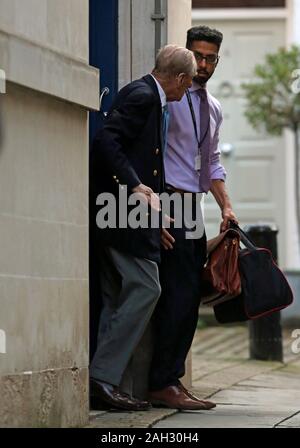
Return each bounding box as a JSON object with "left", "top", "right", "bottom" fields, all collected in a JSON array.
[{"left": 195, "top": 154, "right": 201, "bottom": 171}]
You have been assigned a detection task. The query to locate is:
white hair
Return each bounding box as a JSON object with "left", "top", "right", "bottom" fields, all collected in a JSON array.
[{"left": 154, "top": 44, "right": 197, "bottom": 78}]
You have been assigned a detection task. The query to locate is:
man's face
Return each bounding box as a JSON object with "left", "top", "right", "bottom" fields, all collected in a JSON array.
[
  {"left": 167, "top": 73, "right": 193, "bottom": 102},
  {"left": 190, "top": 40, "right": 220, "bottom": 86}
]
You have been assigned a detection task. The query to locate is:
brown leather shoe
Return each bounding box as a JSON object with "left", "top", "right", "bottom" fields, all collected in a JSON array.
[
  {"left": 90, "top": 378, "right": 151, "bottom": 411},
  {"left": 122, "top": 392, "right": 152, "bottom": 410},
  {"left": 149, "top": 385, "right": 215, "bottom": 410},
  {"left": 178, "top": 381, "right": 216, "bottom": 409}
]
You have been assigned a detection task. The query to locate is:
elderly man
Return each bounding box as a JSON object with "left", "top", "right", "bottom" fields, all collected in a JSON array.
[{"left": 89, "top": 45, "right": 197, "bottom": 411}]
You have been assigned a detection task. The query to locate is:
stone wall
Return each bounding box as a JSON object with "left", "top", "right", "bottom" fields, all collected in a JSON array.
[{"left": 0, "top": 0, "right": 99, "bottom": 427}]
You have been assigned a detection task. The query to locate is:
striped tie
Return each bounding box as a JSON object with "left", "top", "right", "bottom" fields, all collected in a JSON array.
[{"left": 162, "top": 104, "right": 170, "bottom": 154}]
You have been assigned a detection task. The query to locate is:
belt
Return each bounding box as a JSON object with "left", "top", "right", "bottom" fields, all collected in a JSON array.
[
  {"left": 165, "top": 184, "right": 194, "bottom": 194},
  {"left": 165, "top": 184, "right": 203, "bottom": 202}
]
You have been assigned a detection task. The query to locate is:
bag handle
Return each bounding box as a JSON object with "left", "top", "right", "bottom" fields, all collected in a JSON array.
[{"left": 229, "top": 221, "right": 257, "bottom": 250}]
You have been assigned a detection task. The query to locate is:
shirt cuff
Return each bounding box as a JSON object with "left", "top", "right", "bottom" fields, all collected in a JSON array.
[{"left": 210, "top": 165, "right": 227, "bottom": 181}]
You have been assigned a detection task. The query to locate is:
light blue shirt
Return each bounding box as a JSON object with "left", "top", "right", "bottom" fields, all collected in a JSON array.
[
  {"left": 150, "top": 74, "right": 167, "bottom": 109},
  {"left": 165, "top": 81, "right": 226, "bottom": 193}
]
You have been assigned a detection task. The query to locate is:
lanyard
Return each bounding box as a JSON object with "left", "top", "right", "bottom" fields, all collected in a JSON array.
[{"left": 185, "top": 89, "right": 210, "bottom": 152}]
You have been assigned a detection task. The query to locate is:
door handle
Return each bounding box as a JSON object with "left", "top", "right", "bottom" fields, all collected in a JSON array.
[
  {"left": 99, "top": 87, "right": 110, "bottom": 112},
  {"left": 220, "top": 143, "right": 234, "bottom": 156}
]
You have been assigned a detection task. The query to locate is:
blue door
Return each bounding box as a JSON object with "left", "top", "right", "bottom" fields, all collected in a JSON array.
[
  {"left": 89, "top": 0, "right": 119, "bottom": 141},
  {"left": 89, "top": 0, "right": 119, "bottom": 364}
]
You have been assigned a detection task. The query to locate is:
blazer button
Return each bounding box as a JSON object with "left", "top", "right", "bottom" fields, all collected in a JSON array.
[
  {"left": 155, "top": 148, "right": 160, "bottom": 155},
  {"left": 153, "top": 170, "right": 158, "bottom": 177}
]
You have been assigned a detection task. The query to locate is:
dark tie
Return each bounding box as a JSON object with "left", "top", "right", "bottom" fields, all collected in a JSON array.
[
  {"left": 197, "top": 88, "right": 211, "bottom": 192},
  {"left": 162, "top": 104, "right": 169, "bottom": 155}
]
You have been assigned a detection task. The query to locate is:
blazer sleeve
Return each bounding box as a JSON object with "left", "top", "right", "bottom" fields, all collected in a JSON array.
[{"left": 93, "top": 88, "right": 157, "bottom": 191}]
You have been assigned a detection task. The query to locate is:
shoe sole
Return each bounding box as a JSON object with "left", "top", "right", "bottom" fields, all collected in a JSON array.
[{"left": 150, "top": 399, "right": 213, "bottom": 411}]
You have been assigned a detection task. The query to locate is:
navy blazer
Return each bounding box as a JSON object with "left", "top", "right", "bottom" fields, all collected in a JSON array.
[{"left": 90, "top": 74, "right": 165, "bottom": 262}]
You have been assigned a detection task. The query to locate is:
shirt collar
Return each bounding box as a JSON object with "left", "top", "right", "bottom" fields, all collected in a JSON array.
[
  {"left": 150, "top": 74, "right": 167, "bottom": 109},
  {"left": 189, "top": 80, "right": 207, "bottom": 93}
]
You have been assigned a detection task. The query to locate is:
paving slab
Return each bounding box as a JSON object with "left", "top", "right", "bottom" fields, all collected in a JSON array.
[
  {"left": 238, "top": 371, "right": 300, "bottom": 390},
  {"left": 154, "top": 384, "right": 300, "bottom": 428},
  {"left": 192, "top": 358, "right": 244, "bottom": 380},
  {"left": 277, "top": 412, "right": 300, "bottom": 428},
  {"left": 193, "top": 360, "right": 282, "bottom": 390},
  {"left": 154, "top": 405, "right": 283, "bottom": 428},
  {"left": 86, "top": 408, "right": 177, "bottom": 428},
  {"left": 211, "top": 385, "right": 300, "bottom": 408}
]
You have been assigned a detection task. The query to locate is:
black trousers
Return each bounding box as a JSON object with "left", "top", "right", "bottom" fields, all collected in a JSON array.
[{"left": 149, "top": 196, "right": 207, "bottom": 391}]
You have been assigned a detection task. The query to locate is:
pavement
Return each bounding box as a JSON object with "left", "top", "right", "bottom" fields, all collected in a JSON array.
[{"left": 86, "top": 324, "right": 300, "bottom": 429}]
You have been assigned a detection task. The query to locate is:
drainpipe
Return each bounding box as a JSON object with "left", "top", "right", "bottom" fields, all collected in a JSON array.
[{"left": 151, "top": 0, "right": 166, "bottom": 57}]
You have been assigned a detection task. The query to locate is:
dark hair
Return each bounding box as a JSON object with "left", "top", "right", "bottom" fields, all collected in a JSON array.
[{"left": 186, "top": 26, "right": 223, "bottom": 50}]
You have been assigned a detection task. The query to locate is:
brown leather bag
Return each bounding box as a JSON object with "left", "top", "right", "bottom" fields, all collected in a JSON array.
[{"left": 200, "top": 228, "right": 241, "bottom": 307}]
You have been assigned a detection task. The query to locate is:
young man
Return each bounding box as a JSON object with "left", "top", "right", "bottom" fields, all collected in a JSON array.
[
  {"left": 89, "top": 45, "right": 197, "bottom": 411},
  {"left": 149, "top": 26, "right": 238, "bottom": 410}
]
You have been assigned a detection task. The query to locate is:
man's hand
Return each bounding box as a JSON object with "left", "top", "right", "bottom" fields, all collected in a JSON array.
[
  {"left": 132, "top": 185, "right": 176, "bottom": 248},
  {"left": 161, "top": 214, "right": 175, "bottom": 250},
  {"left": 161, "top": 228, "right": 175, "bottom": 250},
  {"left": 132, "top": 183, "right": 161, "bottom": 212},
  {"left": 220, "top": 207, "right": 238, "bottom": 232}
]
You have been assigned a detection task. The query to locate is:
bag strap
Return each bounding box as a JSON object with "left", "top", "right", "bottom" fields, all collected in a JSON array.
[{"left": 229, "top": 221, "right": 257, "bottom": 250}]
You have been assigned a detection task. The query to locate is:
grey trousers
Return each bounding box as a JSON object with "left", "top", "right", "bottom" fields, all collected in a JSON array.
[{"left": 90, "top": 246, "right": 161, "bottom": 387}]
